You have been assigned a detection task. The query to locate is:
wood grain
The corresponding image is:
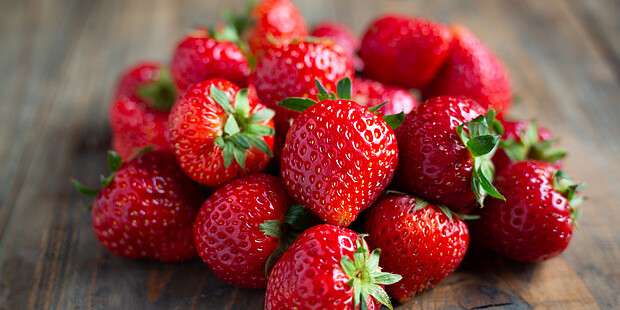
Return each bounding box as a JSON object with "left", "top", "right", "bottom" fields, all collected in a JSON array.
[{"left": 0, "top": 0, "right": 618, "bottom": 309}]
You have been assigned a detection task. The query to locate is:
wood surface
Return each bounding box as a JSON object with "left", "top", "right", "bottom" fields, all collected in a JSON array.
[{"left": 0, "top": 0, "right": 619, "bottom": 309}]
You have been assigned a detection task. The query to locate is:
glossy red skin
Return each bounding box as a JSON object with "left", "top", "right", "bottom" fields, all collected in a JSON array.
[
  {"left": 110, "top": 97, "right": 172, "bottom": 160},
  {"left": 352, "top": 77, "right": 419, "bottom": 116},
  {"left": 469, "top": 161, "right": 574, "bottom": 262},
  {"left": 395, "top": 96, "right": 487, "bottom": 213},
  {"left": 246, "top": 0, "right": 308, "bottom": 55},
  {"left": 252, "top": 40, "right": 354, "bottom": 158},
  {"left": 193, "top": 174, "right": 290, "bottom": 288},
  {"left": 170, "top": 28, "right": 251, "bottom": 92},
  {"left": 493, "top": 119, "right": 562, "bottom": 173},
  {"left": 311, "top": 21, "right": 363, "bottom": 71},
  {"left": 423, "top": 25, "right": 513, "bottom": 117},
  {"left": 168, "top": 78, "right": 274, "bottom": 189},
  {"left": 91, "top": 151, "right": 205, "bottom": 262},
  {"left": 364, "top": 194, "right": 469, "bottom": 303},
  {"left": 111, "top": 62, "right": 173, "bottom": 159},
  {"left": 280, "top": 99, "right": 398, "bottom": 226},
  {"left": 265, "top": 224, "right": 381, "bottom": 310},
  {"left": 359, "top": 15, "right": 453, "bottom": 89}
]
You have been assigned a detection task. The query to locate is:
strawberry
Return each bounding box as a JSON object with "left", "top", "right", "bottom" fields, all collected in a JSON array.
[
  {"left": 110, "top": 61, "right": 177, "bottom": 159},
  {"left": 352, "top": 77, "right": 419, "bottom": 116},
  {"left": 279, "top": 78, "right": 402, "bottom": 226},
  {"left": 170, "top": 26, "right": 251, "bottom": 92},
  {"left": 265, "top": 224, "right": 402, "bottom": 310},
  {"left": 72, "top": 150, "right": 205, "bottom": 262},
  {"left": 168, "top": 78, "right": 275, "bottom": 188},
  {"left": 494, "top": 119, "right": 566, "bottom": 173},
  {"left": 423, "top": 25, "right": 513, "bottom": 117},
  {"left": 252, "top": 39, "right": 354, "bottom": 157},
  {"left": 364, "top": 194, "right": 470, "bottom": 303},
  {"left": 311, "top": 20, "right": 363, "bottom": 71},
  {"left": 469, "top": 161, "right": 583, "bottom": 262},
  {"left": 395, "top": 96, "right": 505, "bottom": 213},
  {"left": 193, "top": 174, "right": 293, "bottom": 288},
  {"left": 359, "top": 15, "right": 453, "bottom": 89},
  {"left": 238, "top": 0, "right": 308, "bottom": 55}
]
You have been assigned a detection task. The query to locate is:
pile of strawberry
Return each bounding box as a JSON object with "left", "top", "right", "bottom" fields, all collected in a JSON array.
[{"left": 74, "top": 0, "right": 584, "bottom": 308}]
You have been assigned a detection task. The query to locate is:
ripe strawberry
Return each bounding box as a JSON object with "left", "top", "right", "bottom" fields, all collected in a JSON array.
[
  {"left": 110, "top": 61, "right": 177, "bottom": 159},
  {"left": 311, "top": 20, "right": 363, "bottom": 71},
  {"left": 252, "top": 39, "right": 354, "bottom": 157},
  {"left": 265, "top": 224, "right": 402, "bottom": 310},
  {"left": 494, "top": 119, "right": 566, "bottom": 173},
  {"left": 229, "top": 0, "right": 308, "bottom": 55},
  {"left": 193, "top": 174, "right": 292, "bottom": 288},
  {"left": 352, "top": 77, "right": 419, "bottom": 116},
  {"left": 170, "top": 26, "right": 251, "bottom": 92},
  {"left": 279, "top": 78, "right": 402, "bottom": 226},
  {"left": 469, "top": 161, "right": 583, "bottom": 262},
  {"left": 423, "top": 25, "right": 513, "bottom": 117},
  {"left": 359, "top": 15, "right": 453, "bottom": 89},
  {"left": 168, "top": 78, "right": 275, "bottom": 188},
  {"left": 395, "top": 96, "right": 505, "bottom": 213},
  {"left": 364, "top": 194, "right": 470, "bottom": 303},
  {"left": 72, "top": 150, "right": 205, "bottom": 262}
]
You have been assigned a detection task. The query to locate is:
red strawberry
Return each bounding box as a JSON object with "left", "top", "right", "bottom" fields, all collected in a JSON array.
[
  {"left": 494, "top": 119, "right": 566, "bottom": 173},
  {"left": 72, "top": 150, "right": 205, "bottom": 262},
  {"left": 279, "top": 79, "right": 401, "bottom": 226},
  {"left": 311, "top": 20, "right": 363, "bottom": 71},
  {"left": 395, "top": 96, "right": 505, "bottom": 213},
  {"left": 469, "top": 161, "right": 583, "bottom": 262},
  {"left": 359, "top": 15, "right": 453, "bottom": 89},
  {"left": 265, "top": 224, "right": 402, "bottom": 310},
  {"left": 252, "top": 39, "right": 354, "bottom": 157},
  {"left": 170, "top": 26, "right": 251, "bottom": 92},
  {"left": 168, "top": 78, "right": 275, "bottom": 188},
  {"left": 193, "top": 174, "right": 291, "bottom": 288},
  {"left": 235, "top": 0, "right": 309, "bottom": 55},
  {"left": 110, "top": 61, "right": 177, "bottom": 159},
  {"left": 423, "top": 25, "right": 513, "bottom": 117},
  {"left": 364, "top": 194, "right": 470, "bottom": 302},
  {"left": 352, "top": 77, "right": 419, "bottom": 116}
]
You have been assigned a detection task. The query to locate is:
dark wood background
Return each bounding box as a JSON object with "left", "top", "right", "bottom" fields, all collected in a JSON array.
[{"left": 1, "top": 0, "right": 618, "bottom": 309}]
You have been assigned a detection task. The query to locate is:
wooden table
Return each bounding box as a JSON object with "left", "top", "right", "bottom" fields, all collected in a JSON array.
[{"left": 1, "top": 0, "right": 618, "bottom": 309}]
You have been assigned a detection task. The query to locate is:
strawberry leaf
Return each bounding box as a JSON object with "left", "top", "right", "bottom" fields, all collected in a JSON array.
[
  {"left": 259, "top": 220, "right": 282, "bottom": 238},
  {"left": 368, "top": 101, "right": 389, "bottom": 114},
  {"left": 224, "top": 116, "right": 241, "bottom": 136},
  {"left": 247, "top": 108, "right": 275, "bottom": 123},
  {"left": 210, "top": 85, "right": 235, "bottom": 114},
  {"left": 136, "top": 68, "right": 177, "bottom": 112},
  {"left": 71, "top": 179, "right": 100, "bottom": 197},
  {"left": 223, "top": 140, "right": 234, "bottom": 168},
  {"left": 230, "top": 133, "right": 250, "bottom": 149},
  {"left": 368, "top": 283, "right": 393, "bottom": 310},
  {"left": 247, "top": 123, "right": 275, "bottom": 136},
  {"left": 234, "top": 88, "right": 250, "bottom": 118},
  {"left": 315, "top": 78, "right": 330, "bottom": 101},
  {"left": 108, "top": 150, "right": 122, "bottom": 173},
  {"left": 243, "top": 133, "right": 273, "bottom": 157},
  {"left": 278, "top": 97, "right": 317, "bottom": 112},
  {"left": 382, "top": 111, "right": 405, "bottom": 130},
  {"left": 477, "top": 166, "right": 505, "bottom": 200},
  {"left": 336, "top": 77, "right": 352, "bottom": 100},
  {"left": 467, "top": 135, "right": 499, "bottom": 157},
  {"left": 232, "top": 144, "right": 247, "bottom": 169}
]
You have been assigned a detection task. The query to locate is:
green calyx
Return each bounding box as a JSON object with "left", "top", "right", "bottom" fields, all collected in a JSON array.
[
  {"left": 500, "top": 121, "right": 567, "bottom": 163},
  {"left": 278, "top": 77, "right": 405, "bottom": 130},
  {"left": 457, "top": 109, "right": 506, "bottom": 206},
  {"left": 340, "top": 235, "right": 402, "bottom": 310},
  {"left": 553, "top": 170, "right": 585, "bottom": 229},
  {"left": 259, "top": 204, "right": 315, "bottom": 276},
  {"left": 410, "top": 197, "right": 480, "bottom": 221},
  {"left": 210, "top": 85, "right": 275, "bottom": 169},
  {"left": 222, "top": 0, "right": 257, "bottom": 37},
  {"left": 136, "top": 68, "right": 177, "bottom": 111}
]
